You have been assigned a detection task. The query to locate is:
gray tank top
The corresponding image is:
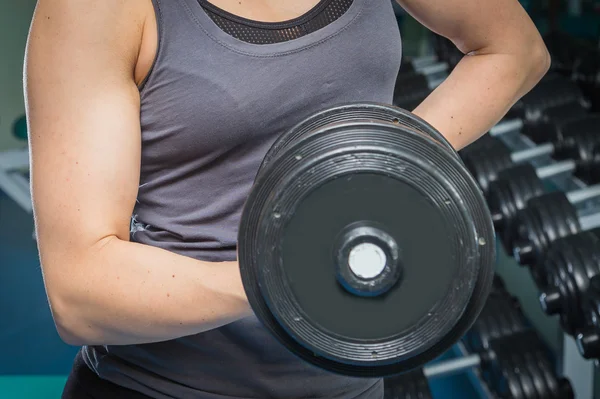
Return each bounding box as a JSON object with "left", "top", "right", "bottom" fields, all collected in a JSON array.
[{"left": 82, "top": 0, "right": 402, "bottom": 397}]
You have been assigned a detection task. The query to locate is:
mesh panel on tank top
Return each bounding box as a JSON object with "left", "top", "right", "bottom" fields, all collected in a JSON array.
[{"left": 198, "top": 0, "right": 354, "bottom": 44}]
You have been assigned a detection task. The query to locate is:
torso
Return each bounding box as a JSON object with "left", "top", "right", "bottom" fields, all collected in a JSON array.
[
  {"left": 84, "top": 0, "right": 402, "bottom": 397},
  {"left": 134, "top": 0, "right": 327, "bottom": 85}
]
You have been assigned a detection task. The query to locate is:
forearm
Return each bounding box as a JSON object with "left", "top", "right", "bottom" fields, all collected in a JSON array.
[
  {"left": 412, "top": 50, "right": 549, "bottom": 151},
  {"left": 48, "top": 237, "right": 251, "bottom": 346}
]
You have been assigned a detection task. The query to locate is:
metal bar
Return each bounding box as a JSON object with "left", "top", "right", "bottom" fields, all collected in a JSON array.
[
  {"left": 0, "top": 170, "right": 33, "bottom": 213},
  {"left": 0, "top": 148, "right": 29, "bottom": 170},
  {"left": 452, "top": 343, "right": 495, "bottom": 398},
  {"left": 490, "top": 119, "right": 523, "bottom": 137},
  {"left": 510, "top": 143, "right": 554, "bottom": 163},
  {"left": 579, "top": 212, "right": 600, "bottom": 231},
  {"left": 417, "top": 62, "right": 448, "bottom": 76},
  {"left": 561, "top": 335, "right": 593, "bottom": 399},
  {"left": 422, "top": 354, "right": 481, "bottom": 379},
  {"left": 567, "top": 184, "right": 600, "bottom": 205},
  {"left": 411, "top": 55, "right": 438, "bottom": 69},
  {"left": 535, "top": 160, "right": 576, "bottom": 180}
]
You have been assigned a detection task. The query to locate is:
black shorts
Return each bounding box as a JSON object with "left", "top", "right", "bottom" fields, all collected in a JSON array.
[{"left": 62, "top": 350, "right": 150, "bottom": 399}]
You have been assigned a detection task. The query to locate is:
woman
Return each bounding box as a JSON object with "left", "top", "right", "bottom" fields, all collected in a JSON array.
[{"left": 24, "top": 0, "right": 549, "bottom": 397}]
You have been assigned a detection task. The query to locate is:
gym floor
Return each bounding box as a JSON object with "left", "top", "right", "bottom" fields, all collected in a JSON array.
[{"left": 0, "top": 192, "right": 481, "bottom": 399}]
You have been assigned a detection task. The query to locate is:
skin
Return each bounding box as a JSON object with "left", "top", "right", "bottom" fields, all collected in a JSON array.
[{"left": 25, "top": 0, "right": 549, "bottom": 346}]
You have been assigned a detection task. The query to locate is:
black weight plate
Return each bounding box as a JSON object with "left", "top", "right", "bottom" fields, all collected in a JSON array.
[
  {"left": 522, "top": 348, "right": 550, "bottom": 399},
  {"left": 459, "top": 134, "right": 497, "bottom": 160},
  {"left": 553, "top": 115, "right": 600, "bottom": 162},
  {"left": 239, "top": 118, "right": 495, "bottom": 376},
  {"left": 522, "top": 102, "right": 588, "bottom": 144},
  {"left": 462, "top": 138, "right": 513, "bottom": 193},
  {"left": 577, "top": 276, "right": 600, "bottom": 359},
  {"left": 487, "top": 164, "right": 545, "bottom": 251},
  {"left": 509, "top": 350, "right": 536, "bottom": 399},
  {"left": 511, "top": 192, "right": 581, "bottom": 271},
  {"left": 384, "top": 368, "right": 433, "bottom": 399},
  {"left": 576, "top": 143, "right": 600, "bottom": 185},
  {"left": 541, "top": 231, "right": 600, "bottom": 335},
  {"left": 258, "top": 102, "right": 458, "bottom": 175},
  {"left": 517, "top": 77, "right": 585, "bottom": 123}
]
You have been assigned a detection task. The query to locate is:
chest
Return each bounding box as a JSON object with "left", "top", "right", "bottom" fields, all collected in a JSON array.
[
  {"left": 138, "top": 0, "right": 402, "bottom": 171},
  {"left": 203, "top": 0, "right": 325, "bottom": 22}
]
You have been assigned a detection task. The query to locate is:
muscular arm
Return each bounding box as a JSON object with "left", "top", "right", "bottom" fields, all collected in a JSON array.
[
  {"left": 397, "top": 0, "right": 550, "bottom": 150},
  {"left": 25, "top": 0, "right": 251, "bottom": 346}
]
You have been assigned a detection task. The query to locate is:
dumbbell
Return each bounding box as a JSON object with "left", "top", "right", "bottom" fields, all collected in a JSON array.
[
  {"left": 460, "top": 101, "right": 589, "bottom": 163},
  {"left": 393, "top": 68, "right": 447, "bottom": 110},
  {"left": 389, "top": 330, "right": 573, "bottom": 399},
  {"left": 575, "top": 142, "right": 600, "bottom": 185},
  {"left": 398, "top": 55, "right": 447, "bottom": 76},
  {"left": 488, "top": 101, "right": 589, "bottom": 141},
  {"left": 463, "top": 285, "right": 529, "bottom": 353},
  {"left": 239, "top": 102, "right": 495, "bottom": 377},
  {"left": 393, "top": 74, "right": 436, "bottom": 110},
  {"left": 481, "top": 330, "right": 573, "bottom": 399},
  {"left": 511, "top": 192, "right": 600, "bottom": 269},
  {"left": 384, "top": 369, "right": 433, "bottom": 399},
  {"left": 462, "top": 130, "right": 600, "bottom": 193},
  {"left": 486, "top": 163, "right": 600, "bottom": 250},
  {"left": 538, "top": 229, "right": 600, "bottom": 334},
  {"left": 575, "top": 275, "right": 600, "bottom": 361}
]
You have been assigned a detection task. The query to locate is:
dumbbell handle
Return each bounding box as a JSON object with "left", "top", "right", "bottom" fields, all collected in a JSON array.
[
  {"left": 422, "top": 353, "right": 481, "bottom": 379},
  {"left": 514, "top": 210, "right": 600, "bottom": 265},
  {"left": 416, "top": 62, "right": 448, "bottom": 76},
  {"left": 580, "top": 212, "right": 600, "bottom": 232},
  {"left": 410, "top": 55, "right": 438, "bottom": 69},
  {"left": 566, "top": 184, "right": 600, "bottom": 204},
  {"left": 510, "top": 143, "right": 554, "bottom": 163},
  {"left": 490, "top": 119, "right": 524, "bottom": 137}
]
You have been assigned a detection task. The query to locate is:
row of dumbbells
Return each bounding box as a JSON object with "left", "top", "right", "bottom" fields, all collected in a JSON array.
[
  {"left": 455, "top": 77, "right": 600, "bottom": 364},
  {"left": 383, "top": 276, "right": 573, "bottom": 399}
]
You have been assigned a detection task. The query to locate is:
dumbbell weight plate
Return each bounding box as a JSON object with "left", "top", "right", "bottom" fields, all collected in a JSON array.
[
  {"left": 541, "top": 231, "right": 600, "bottom": 335},
  {"left": 487, "top": 164, "right": 546, "bottom": 251},
  {"left": 258, "top": 102, "right": 459, "bottom": 174},
  {"left": 462, "top": 139, "right": 513, "bottom": 193},
  {"left": 510, "top": 353, "right": 535, "bottom": 399},
  {"left": 239, "top": 105, "right": 495, "bottom": 377},
  {"left": 510, "top": 192, "right": 581, "bottom": 277}
]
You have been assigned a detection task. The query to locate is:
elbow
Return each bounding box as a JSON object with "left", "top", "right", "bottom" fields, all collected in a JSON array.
[
  {"left": 525, "top": 39, "right": 551, "bottom": 84},
  {"left": 49, "top": 293, "right": 90, "bottom": 346}
]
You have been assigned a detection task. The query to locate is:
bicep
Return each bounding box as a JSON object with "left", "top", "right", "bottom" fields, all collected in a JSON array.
[
  {"left": 25, "top": 0, "right": 144, "bottom": 260},
  {"left": 395, "top": 0, "right": 541, "bottom": 54}
]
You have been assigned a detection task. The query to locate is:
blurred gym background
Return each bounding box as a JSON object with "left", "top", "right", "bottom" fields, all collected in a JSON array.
[{"left": 1, "top": 0, "right": 600, "bottom": 398}]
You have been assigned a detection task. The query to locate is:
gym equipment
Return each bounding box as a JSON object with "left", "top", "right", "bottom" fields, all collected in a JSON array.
[
  {"left": 393, "top": 74, "right": 435, "bottom": 111},
  {"left": 487, "top": 164, "right": 600, "bottom": 249},
  {"left": 0, "top": 149, "right": 31, "bottom": 214},
  {"left": 511, "top": 192, "right": 600, "bottom": 269},
  {"left": 462, "top": 131, "right": 600, "bottom": 193},
  {"left": 463, "top": 288, "right": 529, "bottom": 352},
  {"left": 459, "top": 101, "right": 589, "bottom": 161},
  {"left": 539, "top": 229, "right": 600, "bottom": 335},
  {"left": 489, "top": 101, "right": 589, "bottom": 141},
  {"left": 238, "top": 102, "right": 495, "bottom": 377},
  {"left": 387, "top": 330, "right": 573, "bottom": 399},
  {"left": 481, "top": 330, "right": 573, "bottom": 399},
  {"left": 576, "top": 142, "right": 600, "bottom": 185},
  {"left": 384, "top": 369, "right": 432, "bottom": 399},
  {"left": 576, "top": 275, "right": 600, "bottom": 360},
  {"left": 393, "top": 67, "right": 447, "bottom": 110},
  {"left": 398, "top": 61, "right": 448, "bottom": 80}
]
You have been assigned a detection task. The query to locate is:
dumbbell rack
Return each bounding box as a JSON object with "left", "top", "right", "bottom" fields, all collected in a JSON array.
[
  {"left": 0, "top": 148, "right": 31, "bottom": 214},
  {"left": 495, "top": 128, "right": 598, "bottom": 399}
]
